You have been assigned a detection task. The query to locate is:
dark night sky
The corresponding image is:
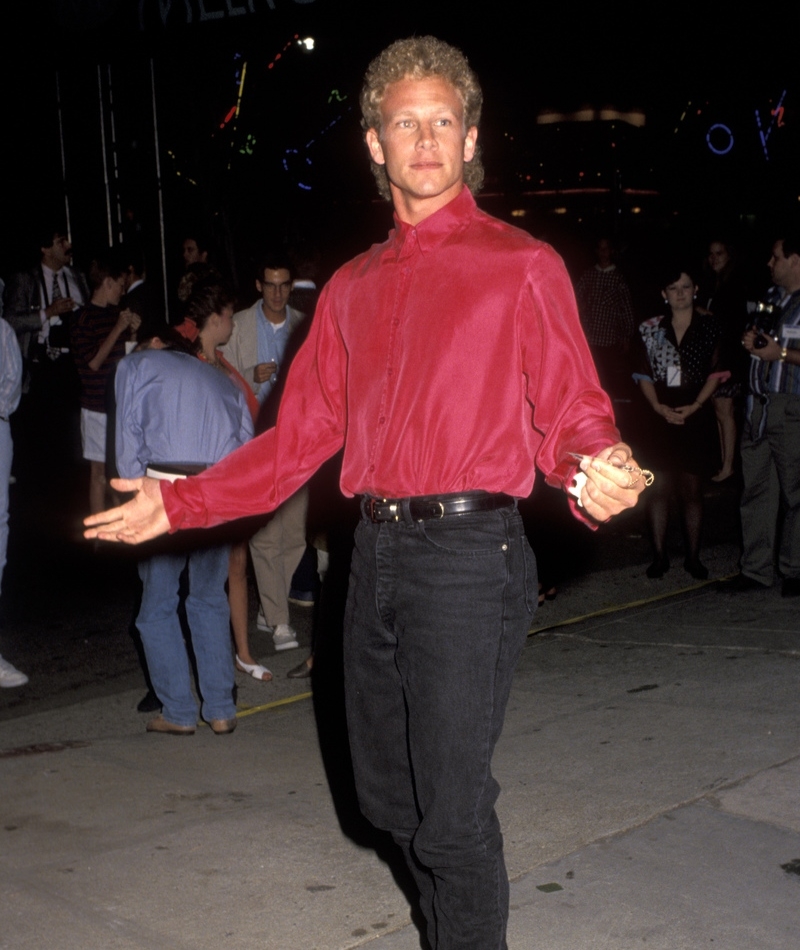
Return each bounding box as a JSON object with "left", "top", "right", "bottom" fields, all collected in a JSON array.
[{"left": 1, "top": 1, "right": 798, "bottom": 288}]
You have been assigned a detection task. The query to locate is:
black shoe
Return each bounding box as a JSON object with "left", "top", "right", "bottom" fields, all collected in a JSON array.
[
  {"left": 646, "top": 555, "right": 669, "bottom": 579},
  {"left": 684, "top": 558, "right": 709, "bottom": 580},
  {"left": 721, "top": 573, "right": 770, "bottom": 593},
  {"left": 782, "top": 577, "right": 800, "bottom": 597},
  {"left": 287, "top": 657, "right": 313, "bottom": 679},
  {"left": 137, "top": 689, "right": 162, "bottom": 713}
]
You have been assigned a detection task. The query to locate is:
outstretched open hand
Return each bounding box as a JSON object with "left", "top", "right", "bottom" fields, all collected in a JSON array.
[{"left": 83, "top": 477, "right": 171, "bottom": 544}]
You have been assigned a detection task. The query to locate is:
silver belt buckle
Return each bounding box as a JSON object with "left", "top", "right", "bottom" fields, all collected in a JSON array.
[
  {"left": 370, "top": 498, "right": 400, "bottom": 522},
  {"left": 386, "top": 500, "right": 400, "bottom": 522}
]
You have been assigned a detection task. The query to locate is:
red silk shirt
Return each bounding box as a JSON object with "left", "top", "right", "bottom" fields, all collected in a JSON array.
[{"left": 163, "top": 187, "right": 619, "bottom": 530}]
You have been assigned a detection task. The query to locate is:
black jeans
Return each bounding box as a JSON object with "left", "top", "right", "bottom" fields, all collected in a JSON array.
[{"left": 344, "top": 503, "right": 537, "bottom": 949}]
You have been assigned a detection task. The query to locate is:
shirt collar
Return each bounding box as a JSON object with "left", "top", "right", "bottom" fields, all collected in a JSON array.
[
  {"left": 391, "top": 187, "right": 475, "bottom": 258},
  {"left": 258, "top": 300, "right": 287, "bottom": 328}
]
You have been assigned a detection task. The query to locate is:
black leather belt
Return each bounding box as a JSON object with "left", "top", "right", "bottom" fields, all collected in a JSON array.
[{"left": 363, "top": 491, "right": 515, "bottom": 524}]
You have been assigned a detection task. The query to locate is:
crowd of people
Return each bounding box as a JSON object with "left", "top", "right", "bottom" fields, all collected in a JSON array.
[
  {"left": 0, "top": 229, "right": 320, "bottom": 697},
  {"left": 1, "top": 32, "right": 799, "bottom": 950},
  {"left": 2, "top": 197, "right": 799, "bottom": 686},
  {"left": 573, "top": 232, "right": 800, "bottom": 596}
]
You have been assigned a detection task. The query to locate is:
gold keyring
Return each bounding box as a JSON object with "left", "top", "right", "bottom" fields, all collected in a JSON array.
[{"left": 641, "top": 469, "right": 655, "bottom": 486}]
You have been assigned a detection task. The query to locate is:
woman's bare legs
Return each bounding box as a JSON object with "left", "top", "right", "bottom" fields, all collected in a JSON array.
[
  {"left": 229, "top": 541, "right": 271, "bottom": 681},
  {"left": 712, "top": 397, "right": 736, "bottom": 482}
]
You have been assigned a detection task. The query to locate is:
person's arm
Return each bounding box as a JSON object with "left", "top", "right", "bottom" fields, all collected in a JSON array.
[
  {"left": 520, "top": 246, "right": 644, "bottom": 523},
  {"left": 743, "top": 329, "right": 800, "bottom": 365},
  {"left": 86, "top": 310, "right": 139, "bottom": 372},
  {"left": 86, "top": 281, "right": 347, "bottom": 542},
  {"left": 674, "top": 320, "right": 727, "bottom": 419},
  {"left": 638, "top": 377, "right": 686, "bottom": 425},
  {"left": 3, "top": 272, "right": 46, "bottom": 333},
  {"left": 114, "top": 357, "right": 147, "bottom": 480},
  {"left": 0, "top": 319, "right": 23, "bottom": 418},
  {"left": 672, "top": 375, "right": 721, "bottom": 419}
]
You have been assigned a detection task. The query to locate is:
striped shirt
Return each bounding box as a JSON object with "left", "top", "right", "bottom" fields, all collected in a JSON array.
[
  {"left": 71, "top": 303, "right": 126, "bottom": 413},
  {"left": 749, "top": 287, "right": 800, "bottom": 396}
]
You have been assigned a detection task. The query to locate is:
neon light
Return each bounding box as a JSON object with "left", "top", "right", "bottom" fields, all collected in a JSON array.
[
  {"left": 282, "top": 108, "right": 351, "bottom": 191},
  {"left": 706, "top": 123, "right": 734, "bottom": 156},
  {"left": 267, "top": 35, "right": 298, "bottom": 72},
  {"left": 755, "top": 88, "right": 787, "bottom": 161},
  {"left": 235, "top": 60, "right": 247, "bottom": 120}
]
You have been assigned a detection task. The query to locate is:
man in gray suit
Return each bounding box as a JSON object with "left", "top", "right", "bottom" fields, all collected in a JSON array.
[
  {"left": 4, "top": 226, "right": 89, "bottom": 376},
  {"left": 3, "top": 225, "right": 89, "bottom": 474}
]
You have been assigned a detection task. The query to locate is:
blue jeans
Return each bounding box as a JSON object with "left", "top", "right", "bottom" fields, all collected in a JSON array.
[
  {"left": 344, "top": 503, "right": 537, "bottom": 950},
  {"left": 137, "top": 544, "right": 235, "bottom": 727}
]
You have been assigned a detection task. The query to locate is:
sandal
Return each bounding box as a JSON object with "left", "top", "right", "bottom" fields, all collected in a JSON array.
[{"left": 236, "top": 655, "right": 273, "bottom": 682}]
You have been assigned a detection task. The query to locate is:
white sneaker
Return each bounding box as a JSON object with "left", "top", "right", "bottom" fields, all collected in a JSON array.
[
  {"left": 256, "top": 608, "right": 273, "bottom": 634},
  {"left": 273, "top": 624, "right": 300, "bottom": 652},
  {"left": 0, "top": 655, "right": 28, "bottom": 688}
]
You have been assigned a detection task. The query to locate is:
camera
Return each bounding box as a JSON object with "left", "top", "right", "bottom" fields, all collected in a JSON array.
[{"left": 746, "top": 301, "right": 780, "bottom": 349}]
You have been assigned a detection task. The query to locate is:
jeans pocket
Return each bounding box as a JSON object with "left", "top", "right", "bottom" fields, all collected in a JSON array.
[{"left": 417, "top": 511, "right": 509, "bottom": 557}]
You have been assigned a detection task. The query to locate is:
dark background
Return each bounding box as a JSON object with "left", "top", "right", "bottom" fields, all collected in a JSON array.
[
  {"left": 0, "top": 0, "right": 784, "bottom": 711},
  {"left": 1, "top": 1, "right": 798, "bottom": 306}
]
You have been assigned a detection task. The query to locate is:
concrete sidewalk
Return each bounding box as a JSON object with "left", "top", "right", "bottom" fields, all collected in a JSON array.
[{"left": 2, "top": 547, "right": 799, "bottom": 949}]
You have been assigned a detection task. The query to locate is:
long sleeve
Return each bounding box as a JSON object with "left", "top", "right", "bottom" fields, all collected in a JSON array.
[
  {"left": 163, "top": 284, "right": 347, "bottom": 530},
  {"left": 0, "top": 319, "right": 23, "bottom": 418},
  {"left": 115, "top": 357, "right": 147, "bottom": 479},
  {"left": 162, "top": 189, "right": 622, "bottom": 532},
  {"left": 3, "top": 271, "right": 42, "bottom": 335},
  {"left": 519, "top": 246, "right": 620, "bottom": 515}
]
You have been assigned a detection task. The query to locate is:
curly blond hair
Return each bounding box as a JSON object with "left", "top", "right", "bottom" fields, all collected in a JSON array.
[{"left": 360, "top": 36, "right": 484, "bottom": 201}]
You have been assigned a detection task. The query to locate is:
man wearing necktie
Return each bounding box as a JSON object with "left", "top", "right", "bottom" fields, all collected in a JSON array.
[{"left": 2, "top": 226, "right": 89, "bottom": 482}]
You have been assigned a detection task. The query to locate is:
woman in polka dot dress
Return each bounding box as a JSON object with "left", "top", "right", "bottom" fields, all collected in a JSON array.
[{"left": 634, "top": 265, "right": 727, "bottom": 581}]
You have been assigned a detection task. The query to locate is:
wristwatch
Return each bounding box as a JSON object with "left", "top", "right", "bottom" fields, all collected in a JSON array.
[{"left": 780, "top": 346, "right": 788, "bottom": 362}]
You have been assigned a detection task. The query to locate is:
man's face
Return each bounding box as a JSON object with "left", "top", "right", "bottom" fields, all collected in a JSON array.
[
  {"left": 768, "top": 241, "right": 796, "bottom": 289},
  {"left": 106, "top": 275, "right": 127, "bottom": 307},
  {"left": 365, "top": 76, "right": 477, "bottom": 223},
  {"left": 42, "top": 233, "right": 72, "bottom": 270},
  {"left": 182, "top": 239, "right": 207, "bottom": 267},
  {"left": 256, "top": 268, "right": 292, "bottom": 322}
]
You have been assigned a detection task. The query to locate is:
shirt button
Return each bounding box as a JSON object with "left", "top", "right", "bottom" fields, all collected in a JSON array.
[
  {"left": 379, "top": 416, "right": 385, "bottom": 425},
  {"left": 369, "top": 465, "right": 375, "bottom": 473},
  {"left": 392, "top": 319, "right": 400, "bottom": 327}
]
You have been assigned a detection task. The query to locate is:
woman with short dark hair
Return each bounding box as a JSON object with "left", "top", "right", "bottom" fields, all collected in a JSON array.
[{"left": 635, "top": 266, "right": 727, "bottom": 579}]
